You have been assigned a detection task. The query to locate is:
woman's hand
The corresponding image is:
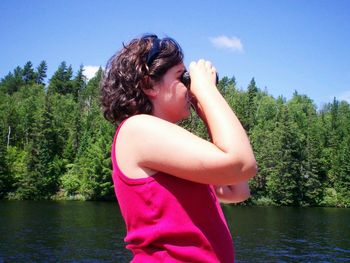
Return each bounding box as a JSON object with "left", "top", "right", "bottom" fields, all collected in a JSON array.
[
  {"left": 189, "top": 59, "right": 217, "bottom": 98},
  {"left": 215, "top": 182, "right": 251, "bottom": 204},
  {"left": 188, "top": 60, "right": 217, "bottom": 123}
]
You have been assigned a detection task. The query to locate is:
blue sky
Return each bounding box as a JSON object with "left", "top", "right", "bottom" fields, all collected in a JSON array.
[{"left": 1, "top": 0, "right": 349, "bottom": 107}]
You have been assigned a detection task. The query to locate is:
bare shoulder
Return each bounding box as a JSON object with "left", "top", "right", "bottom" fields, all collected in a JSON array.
[
  {"left": 117, "top": 114, "right": 187, "bottom": 159},
  {"left": 115, "top": 114, "right": 174, "bottom": 178},
  {"left": 123, "top": 114, "right": 166, "bottom": 129},
  {"left": 120, "top": 114, "right": 185, "bottom": 139}
]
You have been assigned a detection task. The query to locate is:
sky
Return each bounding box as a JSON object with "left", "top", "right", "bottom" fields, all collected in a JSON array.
[{"left": 1, "top": 0, "right": 350, "bottom": 108}]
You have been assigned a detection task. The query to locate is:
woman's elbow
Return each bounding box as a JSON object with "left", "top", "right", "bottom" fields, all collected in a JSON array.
[
  {"left": 227, "top": 157, "right": 258, "bottom": 184},
  {"left": 245, "top": 159, "right": 258, "bottom": 179}
]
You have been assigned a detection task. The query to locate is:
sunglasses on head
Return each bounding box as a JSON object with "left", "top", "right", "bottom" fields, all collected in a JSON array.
[
  {"left": 146, "top": 37, "right": 161, "bottom": 67},
  {"left": 147, "top": 37, "right": 190, "bottom": 88}
]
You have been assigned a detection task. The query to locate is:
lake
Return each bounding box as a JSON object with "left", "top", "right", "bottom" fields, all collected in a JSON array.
[{"left": 0, "top": 201, "right": 349, "bottom": 262}]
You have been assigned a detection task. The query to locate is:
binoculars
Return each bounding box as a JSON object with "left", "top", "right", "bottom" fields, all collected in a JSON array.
[{"left": 180, "top": 71, "right": 219, "bottom": 89}]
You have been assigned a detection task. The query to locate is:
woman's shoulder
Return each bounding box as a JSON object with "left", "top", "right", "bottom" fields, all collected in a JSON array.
[
  {"left": 121, "top": 114, "right": 178, "bottom": 135},
  {"left": 125, "top": 114, "right": 161, "bottom": 125},
  {"left": 119, "top": 114, "right": 190, "bottom": 156}
]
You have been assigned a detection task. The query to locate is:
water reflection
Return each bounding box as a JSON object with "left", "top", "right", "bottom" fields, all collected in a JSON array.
[
  {"left": 0, "top": 201, "right": 131, "bottom": 262},
  {"left": 0, "top": 202, "right": 349, "bottom": 262},
  {"left": 223, "top": 206, "right": 350, "bottom": 262}
]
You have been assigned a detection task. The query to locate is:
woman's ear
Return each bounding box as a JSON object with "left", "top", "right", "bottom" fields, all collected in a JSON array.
[
  {"left": 142, "top": 87, "right": 158, "bottom": 98},
  {"left": 142, "top": 76, "right": 158, "bottom": 98}
]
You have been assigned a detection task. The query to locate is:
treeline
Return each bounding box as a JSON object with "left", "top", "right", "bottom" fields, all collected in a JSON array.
[{"left": 0, "top": 61, "right": 349, "bottom": 207}]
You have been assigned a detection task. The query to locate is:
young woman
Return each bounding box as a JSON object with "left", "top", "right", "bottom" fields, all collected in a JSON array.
[{"left": 100, "top": 34, "right": 257, "bottom": 262}]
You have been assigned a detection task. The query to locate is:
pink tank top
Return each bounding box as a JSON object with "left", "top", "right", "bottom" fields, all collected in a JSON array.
[{"left": 111, "top": 120, "right": 235, "bottom": 262}]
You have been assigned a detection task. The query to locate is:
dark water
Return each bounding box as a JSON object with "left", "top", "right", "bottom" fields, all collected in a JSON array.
[{"left": 0, "top": 201, "right": 349, "bottom": 262}]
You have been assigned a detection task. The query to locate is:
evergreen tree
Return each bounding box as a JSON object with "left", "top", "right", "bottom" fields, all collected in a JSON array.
[
  {"left": 72, "top": 65, "right": 86, "bottom": 102},
  {"left": 36, "top": 60, "right": 47, "bottom": 85},
  {"left": 18, "top": 95, "right": 60, "bottom": 199},
  {"left": 246, "top": 78, "right": 258, "bottom": 132},
  {"left": 0, "top": 131, "right": 11, "bottom": 198},
  {"left": 333, "top": 134, "right": 350, "bottom": 206},
  {"left": 217, "top": 76, "right": 236, "bottom": 97},
  {"left": 266, "top": 105, "right": 300, "bottom": 205},
  {"left": 48, "top": 62, "right": 73, "bottom": 95},
  {"left": 0, "top": 72, "right": 15, "bottom": 94},
  {"left": 0, "top": 67, "right": 24, "bottom": 94},
  {"left": 83, "top": 67, "right": 102, "bottom": 100},
  {"left": 22, "top": 61, "right": 36, "bottom": 84},
  {"left": 287, "top": 93, "right": 323, "bottom": 205},
  {"left": 16, "top": 84, "right": 45, "bottom": 146}
]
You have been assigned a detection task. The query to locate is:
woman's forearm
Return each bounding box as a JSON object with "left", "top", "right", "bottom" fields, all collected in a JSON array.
[
  {"left": 194, "top": 84, "right": 257, "bottom": 182},
  {"left": 189, "top": 60, "right": 257, "bottom": 183}
]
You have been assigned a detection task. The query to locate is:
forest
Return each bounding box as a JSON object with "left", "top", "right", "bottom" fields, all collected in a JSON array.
[{"left": 0, "top": 61, "right": 349, "bottom": 207}]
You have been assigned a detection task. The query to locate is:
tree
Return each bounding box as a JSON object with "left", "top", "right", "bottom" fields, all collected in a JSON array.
[
  {"left": 36, "top": 60, "right": 47, "bottom": 85},
  {"left": 72, "top": 65, "right": 86, "bottom": 102},
  {"left": 246, "top": 78, "right": 258, "bottom": 132},
  {"left": 249, "top": 95, "right": 279, "bottom": 201},
  {"left": 82, "top": 67, "right": 102, "bottom": 100},
  {"left": 266, "top": 105, "right": 300, "bottom": 205},
  {"left": 47, "top": 62, "right": 73, "bottom": 95},
  {"left": 18, "top": 94, "right": 60, "bottom": 199},
  {"left": 22, "top": 61, "right": 36, "bottom": 84},
  {"left": 217, "top": 76, "right": 236, "bottom": 97},
  {"left": 0, "top": 131, "right": 11, "bottom": 198},
  {"left": 287, "top": 93, "right": 323, "bottom": 205},
  {"left": 0, "top": 67, "right": 24, "bottom": 94},
  {"left": 330, "top": 134, "right": 350, "bottom": 207}
]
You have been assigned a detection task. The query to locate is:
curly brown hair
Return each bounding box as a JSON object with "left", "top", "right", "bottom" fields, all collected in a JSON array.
[{"left": 100, "top": 34, "right": 184, "bottom": 125}]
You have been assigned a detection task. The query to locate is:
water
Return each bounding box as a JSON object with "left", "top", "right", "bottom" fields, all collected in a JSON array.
[
  {"left": 223, "top": 206, "right": 350, "bottom": 262},
  {"left": 0, "top": 201, "right": 349, "bottom": 262}
]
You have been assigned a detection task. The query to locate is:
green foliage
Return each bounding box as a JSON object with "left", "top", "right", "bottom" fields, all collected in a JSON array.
[
  {"left": 0, "top": 134, "right": 11, "bottom": 198},
  {"left": 47, "top": 62, "right": 73, "bottom": 95},
  {"left": 22, "top": 61, "right": 36, "bottom": 85},
  {"left": 0, "top": 62, "right": 349, "bottom": 206},
  {"left": 36, "top": 61, "right": 47, "bottom": 85}
]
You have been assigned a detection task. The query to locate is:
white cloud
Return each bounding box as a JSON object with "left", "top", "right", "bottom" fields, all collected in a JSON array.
[
  {"left": 338, "top": 90, "right": 350, "bottom": 102},
  {"left": 83, "top": 65, "right": 101, "bottom": 80},
  {"left": 209, "top": 35, "right": 244, "bottom": 52}
]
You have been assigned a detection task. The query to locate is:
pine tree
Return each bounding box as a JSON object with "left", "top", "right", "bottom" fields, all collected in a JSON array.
[
  {"left": 0, "top": 72, "right": 15, "bottom": 94},
  {"left": 266, "top": 104, "right": 300, "bottom": 205},
  {"left": 72, "top": 65, "right": 86, "bottom": 102},
  {"left": 35, "top": 60, "right": 47, "bottom": 85},
  {"left": 22, "top": 61, "right": 36, "bottom": 84},
  {"left": 246, "top": 78, "right": 258, "bottom": 132},
  {"left": 20, "top": 94, "right": 60, "bottom": 199},
  {"left": 83, "top": 67, "right": 102, "bottom": 100},
  {"left": 48, "top": 62, "right": 73, "bottom": 95},
  {"left": 289, "top": 94, "right": 323, "bottom": 205},
  {"left": 0, "top": 67, "right": 24, "bottom": 94}
]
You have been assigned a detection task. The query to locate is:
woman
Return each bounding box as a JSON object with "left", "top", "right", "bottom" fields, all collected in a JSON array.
[{"left": 100, "top": 34, "right": 257, "bottom": 262}]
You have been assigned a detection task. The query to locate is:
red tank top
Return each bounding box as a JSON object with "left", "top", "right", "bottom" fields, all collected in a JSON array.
[{"left": 111, "top": 119, "right": 235, "bottom": 262}]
